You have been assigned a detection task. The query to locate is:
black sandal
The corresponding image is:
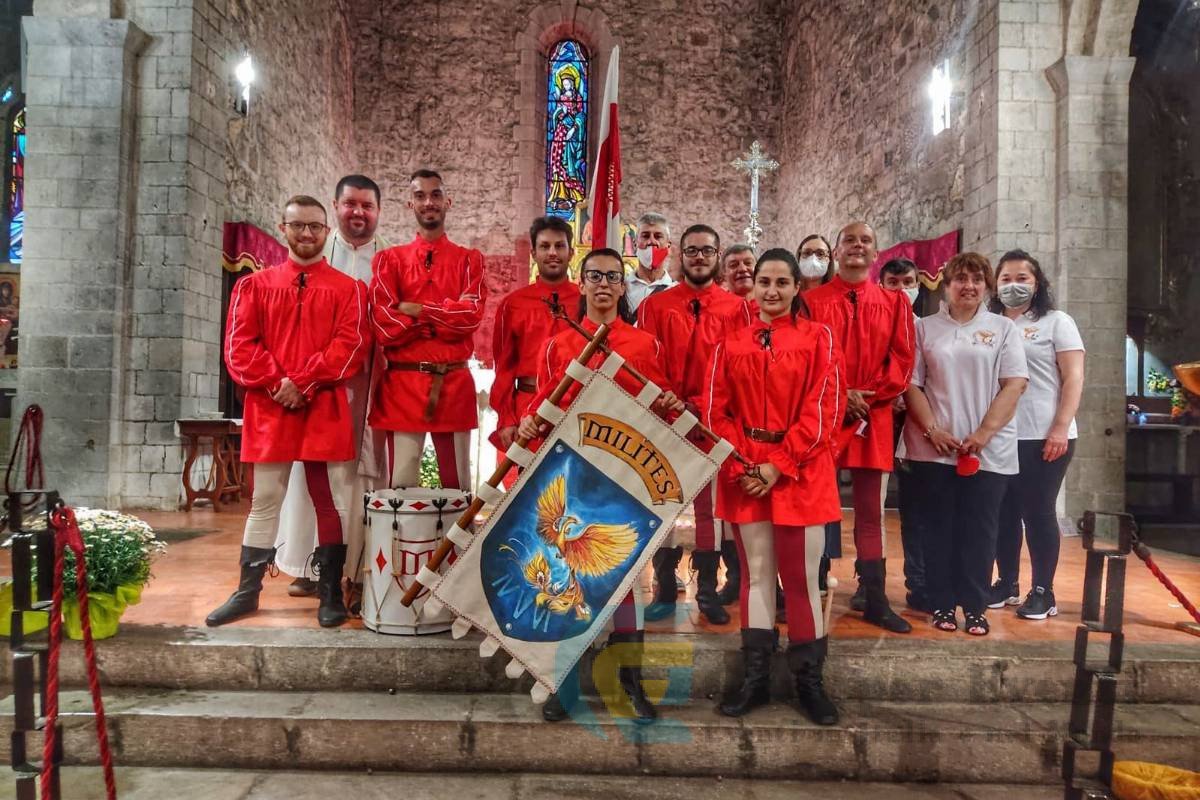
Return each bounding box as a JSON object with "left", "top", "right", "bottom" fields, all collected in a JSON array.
[
  {"left": 931, "top": 609, "right": 957, "bottom": 632},
  {"left": 964, "top": 612, "right": 989, "bottom": 636}
]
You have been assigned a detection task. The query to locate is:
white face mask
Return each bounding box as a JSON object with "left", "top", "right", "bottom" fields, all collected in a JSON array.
[
  {"left": 998, "top": 282, "right": 1034, "bottom": 308},
  {"left": 798, "top": 255, "right": 828, "bottom": 279},
  {"left": 903, "top": 286, "right": 920, "bottom": 306}
]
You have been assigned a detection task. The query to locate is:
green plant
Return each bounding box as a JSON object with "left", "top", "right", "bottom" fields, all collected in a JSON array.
[
  {"left": 25, "top": 509, "right": 166, "bottom": 599},
  {"left": 1146, "top": 367, "right": 1173, "bottom": 394},
  {"left": 419, "top": 445, "right": 442, "bottom": 489}
]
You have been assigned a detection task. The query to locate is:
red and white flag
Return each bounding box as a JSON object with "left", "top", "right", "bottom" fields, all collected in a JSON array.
[{"left": 587, "top": 46, "right": 622, "bottom": 251}]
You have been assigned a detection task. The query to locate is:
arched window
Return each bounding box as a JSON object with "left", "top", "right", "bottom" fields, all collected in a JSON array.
[
  {"left": 545, "top": 40, "right": 589, "bottom": 220},
  {"left": 2, "top": 84, "right": 23, "bottom": 264}
]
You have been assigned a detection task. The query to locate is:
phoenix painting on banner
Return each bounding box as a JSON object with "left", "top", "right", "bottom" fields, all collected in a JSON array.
[{"left": 480, "top": 442, "right": 662, "bottom": 643}]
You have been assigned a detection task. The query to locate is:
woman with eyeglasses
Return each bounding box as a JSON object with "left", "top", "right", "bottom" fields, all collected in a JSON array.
[
  {"left": 705, "top": 248, "right": 843, "bottom": 725},
  {"left": 518, "top": 247, "right": 684, "bottom": 725}
]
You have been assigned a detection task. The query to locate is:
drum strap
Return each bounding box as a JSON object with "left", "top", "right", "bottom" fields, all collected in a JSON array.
[{"left": 388, "top": 360, "right": 469, "bottom": 422}]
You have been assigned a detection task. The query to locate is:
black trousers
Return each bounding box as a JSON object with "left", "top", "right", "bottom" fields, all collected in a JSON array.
[
  {"left": 895, "top": 459, "right": 924, "bottom": 593},
  {"left": 910, "top": 461, "right": 1010, "bottom": 615},
  {"left": 995, "top": 439, "right": 1075, "bottom": 591}
]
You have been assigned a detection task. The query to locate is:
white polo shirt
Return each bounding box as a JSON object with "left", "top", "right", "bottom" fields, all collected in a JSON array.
[
  {"left": 1010, "top": 309, "right": 1085, "bottom": 440},
  {"left": 626, "top": 271, "right": 675, "bottom": 312},
  {"left": 902, "top": 302, "right": 1029, "bottom": 475}
]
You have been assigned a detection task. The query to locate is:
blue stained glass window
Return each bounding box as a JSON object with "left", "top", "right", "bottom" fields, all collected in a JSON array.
[
  {"left": 545, "top": 40, "right": 589, "bottom": 220},
  {"left": 7, "top": 106, "right": 23, "bottom": 264}
]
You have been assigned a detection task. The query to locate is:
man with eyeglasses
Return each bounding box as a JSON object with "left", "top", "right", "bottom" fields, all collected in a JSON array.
[
  {"left": 637, "top": 224, "right": 751, "bottom": 625},
  {"left": 625, "top": 212, "right": 675, "bottom": 312},
  {"left": 210, "top": 195, "right": 368, "bottom": 629},
  {"left": 368, "top": 168, "right": 486, "bottom": 491},
  {"left": 805, "top": 221, "right": 916, "bottom": 634},
  {"left": 275, "top": 175, "right": 390, "bottom": 605},
  {"left": 489, "top": 216, "right": 581, "bottom": 462}
]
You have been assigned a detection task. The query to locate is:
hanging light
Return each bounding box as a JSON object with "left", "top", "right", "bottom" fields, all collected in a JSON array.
[
  {"left": 233, "top": 54, "right": 255, "bottom": 115},
  {"left": 928, "top": 59, "right": 952, "bottom": 135}
]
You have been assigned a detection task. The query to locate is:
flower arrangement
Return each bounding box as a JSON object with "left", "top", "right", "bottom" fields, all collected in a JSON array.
[
  {"left": 2, "top": 508, "right": 166, "bottom": 639},
  {"left": 419, "top": 445, "right": 442, "bottom": 489}
]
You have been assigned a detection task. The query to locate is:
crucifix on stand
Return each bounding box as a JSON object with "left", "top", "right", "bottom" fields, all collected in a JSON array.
[{"left": 731, "top": 140, "right": 779, "bottom": 251}]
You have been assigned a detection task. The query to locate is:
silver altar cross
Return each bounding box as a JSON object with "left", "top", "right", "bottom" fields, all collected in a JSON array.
[{"left": 731, "top": 140, "right": 779, "bottom": 250}]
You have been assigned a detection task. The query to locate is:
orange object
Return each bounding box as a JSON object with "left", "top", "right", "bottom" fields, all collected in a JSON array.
[
  {"left": 1113, "top": 760, "right": 1200, "bottom": 800},
  {"left": 1172, "top": 362, "right": 1200, "bottom": 397}
]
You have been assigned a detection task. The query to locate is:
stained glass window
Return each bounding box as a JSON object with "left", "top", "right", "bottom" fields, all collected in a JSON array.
[
  {"left": 545, "top": 40, "right": 589, "bottom": 220},
  {"left": 6, "top": 106, "right": 23, "bottom": 264}
]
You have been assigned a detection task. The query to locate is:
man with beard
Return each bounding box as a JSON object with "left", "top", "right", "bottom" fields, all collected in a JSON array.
[
  {"left": 489, "top": 216, "right": 581, "bottom": 454},
  {"left": 368, "top": 169, "right": 486, "bottom": 490},
  {"left": 638, "top": 224, "right": 751, "bottom": 625},
  {"left": 276, "top": 175, "right": 390, "bottom": 602},
  {"left": 625, "top": 212, "right": 675, "bottom": 312},
  {"left": 209, "top": 195, "right": 368, "bottom": 628},
  {"left": 805, "top": 221, "right": 915, "bottom": 634}
]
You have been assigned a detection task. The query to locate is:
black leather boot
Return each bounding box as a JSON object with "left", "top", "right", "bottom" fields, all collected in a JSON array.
[
  {"left": 206, "top": 545, "right": 275, "bottom": 627},
  {"left": 643, "top": 546, "right": 682, "bottom": 622},
  {"left": 716, "top": 539, "right": 741, "bottom": 606},
  {"left": 692, "top": 550, "right": 730, "bottom": 624},
  {"left": 788, "top": 637, "right": 838, "bottom": 725},
  {"left": 849, "top": 575, "right": 867, "bottom": 612},
  {"left": 607, "top": 630, "right": 657, "bottom": 724},
  {"left": 313, "top": 544, "right": 349, "bottom": 628},
  {"left": 717, "top": 627, "right": 777, "bottom": 717},
  {"left": 859, "top": 558, "right": 912, "bottom": 633},
  {"left": 542, "top": 664, "right": 582, "bottom": 722}
]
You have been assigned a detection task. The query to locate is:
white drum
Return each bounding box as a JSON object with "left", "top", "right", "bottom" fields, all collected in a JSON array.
[{"left": 361, "top": 487, "right": 471, "bottom": 635}]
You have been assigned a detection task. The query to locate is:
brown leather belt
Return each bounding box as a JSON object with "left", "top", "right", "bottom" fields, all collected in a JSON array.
[
  {"left": 388, "top": 360, "right": 469, "bottom": 422},
  {"left": 515, "top": 376, "right": 537, "bottom": 393},
  {"left": 743, "top": 425, "right": 786, "bottom": 444}
]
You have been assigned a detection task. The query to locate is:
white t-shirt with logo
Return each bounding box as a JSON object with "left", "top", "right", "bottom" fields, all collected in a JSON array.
[
  {"left": 902, "top": 303, "right": 1029, "bottom": 475},
  {"left": 1010, "top": 309, "right": 1085, "bottom": 440}
]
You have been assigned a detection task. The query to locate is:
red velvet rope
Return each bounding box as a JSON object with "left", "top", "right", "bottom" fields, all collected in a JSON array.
[
  {"left": 1133, "top": 542, "right": 1200, "bottom": 626},
  {"left": 4, "top": 404, "right": 45, "bottom": 497},
  {"left": 43, "top": 506, "right": 117, "bottom": 800}
]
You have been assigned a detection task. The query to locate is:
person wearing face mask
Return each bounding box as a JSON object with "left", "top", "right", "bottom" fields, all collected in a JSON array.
[
  {"left": 805, "top": 222, "right": 915, "bottom": 634},
  {"left": 275, "top": 175, "right": 390, "bottom": 604},
  {"left": 902, "top": 252, "right": 1028, "bottom": 636},
  {"left": 986, "top": 250, "right": 1085, "bottom": 621},
  {"left": 209, "top": 196, "right": 369, "bottom": 628},
  {"left": 625, "top": 212, "right": 675, "bottom": 312},
  {"left": 706, "top": 248, "right": 843, "bottom": 725},
  {"left": 877, "top": 258, "right": 928, "bottom": 612},
  {"left": 637, "top": 224, "right": 752, "bottom": 626},
  {"left": 517, "top": 248, "right": 685, "bottom": 725},
  {"left": 489, "top": 217, "right": 582, "bottom": 457}
]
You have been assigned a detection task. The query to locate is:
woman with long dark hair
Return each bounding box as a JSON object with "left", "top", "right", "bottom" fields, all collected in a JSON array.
[
  {"left": 706, "top": 248, "right": 842, "bottom": 725},
  {"left": 986, "top": 250, "right": 1085, "bottom": 620}
]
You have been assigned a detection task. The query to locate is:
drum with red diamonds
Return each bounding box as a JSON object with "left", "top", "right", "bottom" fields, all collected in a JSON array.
[{"left": 361, "top": 487, "right": 471, "bottom": 635}]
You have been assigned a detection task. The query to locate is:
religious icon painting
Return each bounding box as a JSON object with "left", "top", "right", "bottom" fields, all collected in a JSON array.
[
  {"left": 544, "top": 39, "right": 589, "bottom": 220},
  {"left": 429, "top": 358, "right": 731, "bottom": 700}
]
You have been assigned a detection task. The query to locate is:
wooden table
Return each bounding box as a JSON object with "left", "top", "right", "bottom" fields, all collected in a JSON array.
[{"left": 175, "top": 418, "right": 247, "bottom": 511}]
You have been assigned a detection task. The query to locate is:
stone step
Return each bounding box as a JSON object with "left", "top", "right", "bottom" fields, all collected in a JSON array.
[
  {"left": 2, "top": 690, "right": 1197, "bottom": 783},
  {"left": 31, "top": 766, "right": 1069, "bottom": 799},
  {"left": 4, "top": 625, "right": 1195, "bottom": 704}
]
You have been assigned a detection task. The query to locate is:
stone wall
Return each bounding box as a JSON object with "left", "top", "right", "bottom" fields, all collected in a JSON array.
[
  {"left": 774, "top": 0, "right": 984, "bottom": 251},
  {"left": 223, "top": 0, "right": 355, "bottom": 230},
  {"left": 350, "top": 0, "right": 783, "bottom": 252}
]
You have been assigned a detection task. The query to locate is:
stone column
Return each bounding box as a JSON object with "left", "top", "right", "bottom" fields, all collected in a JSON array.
[
  {"left": 18, "top": 5, "right": 148, "bottom": 506},
  {"left": 1046, "top": 54, "right": 1136, "bottom": 517}
]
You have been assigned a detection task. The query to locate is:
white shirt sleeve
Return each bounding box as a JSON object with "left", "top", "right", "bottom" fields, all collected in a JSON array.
[
  {"left": 1052, "top": 311, "right": 1085, "bottom": 353},
  {"left": 910, "top": 319, "right": 926, "bottom": 388},
  {"left": 998, "top": 317, "right": 1029, "bottom": 380}
]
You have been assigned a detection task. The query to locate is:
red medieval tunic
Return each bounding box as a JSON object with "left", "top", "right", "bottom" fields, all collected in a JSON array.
[
  {"left": 637, "top": 282, "right": 751, "bottom": 411},
  {"left": 488, "top": 278, "right": 582, "bottom": 447},
  {"left": 224, "top": 257, "right": 369, "bottom": 463},
  {"left": 704, "top": 316, "right": 843, "bottom": 527},
  {"left": 368, "top": 234, "right": 486, "bottom": 432},
  {"left": 526, "top": 316, "right": 672, "bottom": 425},
  {"left": 804, "top": 275, "right": 915, "bottom": 470}
]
